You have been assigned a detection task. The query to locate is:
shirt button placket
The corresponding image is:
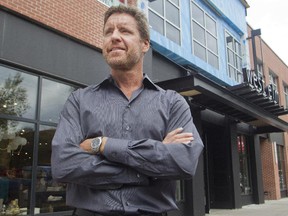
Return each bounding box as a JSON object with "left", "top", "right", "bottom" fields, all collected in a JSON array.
[{"left": 123, "top": 103, "right": 131, "bottom": 137}]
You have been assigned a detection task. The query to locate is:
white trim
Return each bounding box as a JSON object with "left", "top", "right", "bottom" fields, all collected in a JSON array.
[{"left": 225, "top": 29, "right": 243, "bottom": 82}]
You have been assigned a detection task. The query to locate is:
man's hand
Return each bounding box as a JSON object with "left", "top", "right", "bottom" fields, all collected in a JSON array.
[
  {"left": 163, "top": 128, "right": 194, "bottom": 145},
  {"left": 79, "top": 138, "right": 93, "bottom": 152}
]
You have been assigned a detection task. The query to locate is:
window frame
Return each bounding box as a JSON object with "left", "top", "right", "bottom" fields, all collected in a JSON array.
[
  {"left": 269, "top": 70, "right": 278, "bottom": 92},
  {"left": 225, "top": 30, "right": 243, "bottom": 83},
  {"left": 283, "top": 83, "right": 288, "bottom": 109},
  {"left": 148, "top": 0, "right": 182, "bottom": 45},
  {"left": 276, "top": 144, "right": 287, "bottom": 191},
  {"left": 191, "top": 1, "right": 219, "bottom": 69},
  {"left": 0, "top": 64, "right": 81, "bottom": 215}
]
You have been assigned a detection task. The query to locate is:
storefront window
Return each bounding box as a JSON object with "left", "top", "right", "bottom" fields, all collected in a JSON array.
[
  {"left": 276, "top": 145, "right": 287, "bottom": 191},
  {"left": 0, "top": 64, "right": 80, "bottom": 215},
  {"left": 238, "top": 135, "right": 252, "bottom": 195},
  {"left": 0, "top": 66, "right": 38, "bottom": 119},
  {"left": 40, "top": 79, "right": 76, "bottom": 123},
  {"left": 0, "top": 120, "right": 34, "bottom": 215}
]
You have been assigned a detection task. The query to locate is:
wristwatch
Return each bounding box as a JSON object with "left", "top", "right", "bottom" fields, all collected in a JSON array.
[{"left": 90, "top": 137, "right": 103, "bottom": 154}]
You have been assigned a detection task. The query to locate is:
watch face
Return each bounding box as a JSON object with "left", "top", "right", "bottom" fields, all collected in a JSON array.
[{"left": 91, "top": 137, "right": 102, "bottom": 153}]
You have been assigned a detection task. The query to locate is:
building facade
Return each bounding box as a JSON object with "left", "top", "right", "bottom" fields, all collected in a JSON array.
[
  {"left": 247, "top": 24, "right": 288, "bottom": 200},
  {"left": 0, "top": 0, "right": 287, "bottom": 216}
]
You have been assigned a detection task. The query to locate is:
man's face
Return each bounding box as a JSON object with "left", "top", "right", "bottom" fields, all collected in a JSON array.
[{"left": 102, "top": 13, "right": 149, "bottom": 70}]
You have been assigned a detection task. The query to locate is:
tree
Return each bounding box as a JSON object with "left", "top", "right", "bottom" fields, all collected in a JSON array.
[
  {"left": 0, "top": 72, "right": 29, "bottom": 117},
  {"left": 0, "top": 73, "right": 30, "bottom": 160}
]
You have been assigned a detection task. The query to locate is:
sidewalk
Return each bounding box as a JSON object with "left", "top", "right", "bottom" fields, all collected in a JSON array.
[{"left": 205, "top": 198, "right": 288, "bottom": 216}]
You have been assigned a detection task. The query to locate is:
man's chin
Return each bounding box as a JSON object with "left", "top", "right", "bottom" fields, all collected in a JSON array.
[
  {"left": 109, "top": 62, "right": 130, "bottom": 71},
  {"left": 112, "top": 66, "right": 131, "bottom": 71}
]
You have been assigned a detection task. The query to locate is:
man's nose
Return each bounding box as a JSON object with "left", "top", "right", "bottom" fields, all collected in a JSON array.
[{"left": 111, "top": 30, "right": 121, "bottom": 41}]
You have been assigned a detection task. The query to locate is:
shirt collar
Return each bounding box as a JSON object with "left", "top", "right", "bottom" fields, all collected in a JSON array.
[{"left": 92, "top": 74, "right": 159, "bottom": 91}]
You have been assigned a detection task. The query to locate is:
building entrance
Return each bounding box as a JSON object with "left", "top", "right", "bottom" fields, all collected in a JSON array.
[{"left": 204, "top": 123, "right": 234, "bottom": 211}]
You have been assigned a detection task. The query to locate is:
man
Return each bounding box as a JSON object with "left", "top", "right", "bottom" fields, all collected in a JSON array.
[{"left": 51, "top": 5, "right": 203, "bottom": 216}]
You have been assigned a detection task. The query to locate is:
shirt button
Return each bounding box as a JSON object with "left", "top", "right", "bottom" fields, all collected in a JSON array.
[
  {"left": 137, "top": 173, "right": 140, "bottom": 178},
  {"left": 126, "top": 126, "right": 130, "bottom": 131},
  {"left": 127, "top": 105, "right": 131, "bottom": 108}
]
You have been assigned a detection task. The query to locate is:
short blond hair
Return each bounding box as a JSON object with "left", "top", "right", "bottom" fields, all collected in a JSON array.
[{"left": 104, "top": 5, "right": 150, "bottom": 42}]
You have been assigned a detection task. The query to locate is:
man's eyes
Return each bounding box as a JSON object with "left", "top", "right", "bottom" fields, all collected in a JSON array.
[
  {"left": 120, "top": 28, "right": 132, "bottom": 34},
  {"left": 104, "top": 29, "right": 113, "bottom": 35},
  {"left": 104, "top": 28, "right": 132, "bottom": 35}
]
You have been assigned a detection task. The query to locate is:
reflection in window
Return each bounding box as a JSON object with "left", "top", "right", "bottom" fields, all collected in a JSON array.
[
  {"left": 238, "top": 135, "right": 252, "bottom": 195},
  {"left": 191, "top": 1, "right": 218, "bottom": 69},
  {"left": 0, "top": 64, "right": 81, "bottom": 215},
  {"left": 149, "top": 0, "right": 181, "bottom": 45},
  {"left": 40, "top": 79, "right": 76, "bottom": 123},
  {"left": 0, "top": 120, "right": 34, "bottom": 215},
  {"left": 225, "top": 31, "right": 242, "bottom": 82},
  {"left": 0, "top": 66, "right": 38, "bottom": 119},
  {"left": 35, "top": 125, "right": 72, "bottom": 213}
]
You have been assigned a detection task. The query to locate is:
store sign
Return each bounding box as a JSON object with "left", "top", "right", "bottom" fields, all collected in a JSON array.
[{"left": 243, "top": 68, "right": 279, "bottom": 104}]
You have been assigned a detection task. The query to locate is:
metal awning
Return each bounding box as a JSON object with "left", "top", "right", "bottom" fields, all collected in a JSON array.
[{"left": 157, "top": 73, "right": 288, "bottom": 134}]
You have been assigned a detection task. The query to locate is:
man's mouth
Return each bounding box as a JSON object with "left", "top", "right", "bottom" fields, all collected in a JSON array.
[{"left": 110, "top": 47, "right": 125, "bottom": 52}]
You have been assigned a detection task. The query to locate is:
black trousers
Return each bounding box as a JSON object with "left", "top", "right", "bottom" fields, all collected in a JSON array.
[{"left": 73, "top": 208, "right": 167, "bottom": 216}]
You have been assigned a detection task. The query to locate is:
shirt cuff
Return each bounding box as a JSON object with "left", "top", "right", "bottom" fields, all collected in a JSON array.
[{"left": 103, "top": 137, "right": 129, "bottom": 163}]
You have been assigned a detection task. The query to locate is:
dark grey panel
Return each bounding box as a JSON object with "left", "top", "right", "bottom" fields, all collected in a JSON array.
[
  {"left": 151, "top": 51, "right": 184, "bottom": 82},
  {"left": 0, "top": 11, "right": 5, "bottom": 55},
  {"left": 143, "top": 48, "right": 153, "bottom": 78},
  {"left": 250, "top": 135, "right": 265, "bottom": 204},
  {"left": 0, "top": 10, "right": 109, "bottom": 85},
  {"left": 0, "top": 10, "right": 154, "bottom": 86}
]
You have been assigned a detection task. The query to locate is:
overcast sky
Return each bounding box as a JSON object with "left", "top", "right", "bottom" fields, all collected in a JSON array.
[{"left": 246, "top": 0, "right": 288, "bottom": 65}]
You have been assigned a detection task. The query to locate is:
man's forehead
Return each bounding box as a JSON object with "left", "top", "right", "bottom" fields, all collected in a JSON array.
[{"left": 105, "top": 13, "right": 136, "bottom": 26}]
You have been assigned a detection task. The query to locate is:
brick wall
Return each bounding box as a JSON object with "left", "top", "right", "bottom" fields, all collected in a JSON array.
[
  {"left": 0, "top": 0, "right": 111, "bottom": 49},
  {"left": 248, "top": 24, "right": 288, "bottom": 200},
  {"left": 247, "top": 25, "right": 288, "bottom": 108},
  {"left": 260, "top": 138, "right": 281, "bottom": 200}
]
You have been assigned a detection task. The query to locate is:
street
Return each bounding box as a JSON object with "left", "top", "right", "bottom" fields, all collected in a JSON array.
[{"left": 206, "top": 198, "right": 288, "bottom": 216}]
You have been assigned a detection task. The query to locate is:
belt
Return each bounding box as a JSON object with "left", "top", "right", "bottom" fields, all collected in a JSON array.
[{"left": 73, "top": 208, "right": 167, "bottom": 216}]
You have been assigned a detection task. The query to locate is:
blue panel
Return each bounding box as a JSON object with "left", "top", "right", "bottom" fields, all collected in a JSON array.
[
  {"left": 206, "top": 0, "right": 247, "bottom": 34},
  {"left": 150, "top": 0, "right": 248, "bottom": 87}
]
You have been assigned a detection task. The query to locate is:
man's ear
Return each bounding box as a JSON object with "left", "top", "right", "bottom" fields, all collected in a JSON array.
[{"left": 142, "top": 39, "right": 150, "bottom": 53}]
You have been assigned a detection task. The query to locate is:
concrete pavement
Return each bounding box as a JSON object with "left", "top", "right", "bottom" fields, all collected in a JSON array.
[{"left": 205, "top": 198, "right": 288, "bottom": 216}]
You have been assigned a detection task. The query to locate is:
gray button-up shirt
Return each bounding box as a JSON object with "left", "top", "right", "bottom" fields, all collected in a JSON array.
[{"left": 51, "top": 75, "right": 203, "bottom": 215}]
